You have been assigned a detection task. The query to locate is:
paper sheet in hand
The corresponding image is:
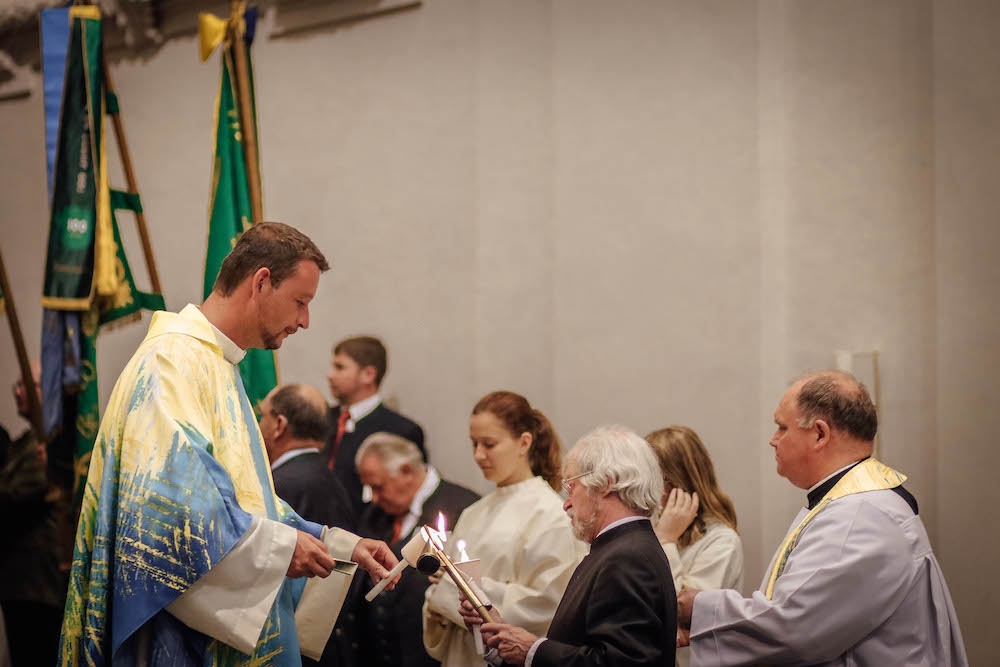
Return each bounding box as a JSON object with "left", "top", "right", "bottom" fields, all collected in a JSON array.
[{"left": 295, "top": 559, "right": 358, "bottom": 660}]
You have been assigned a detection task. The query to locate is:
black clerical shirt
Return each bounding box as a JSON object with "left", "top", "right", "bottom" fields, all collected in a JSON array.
[{"left": 806, "top": 457, "right": 918, "bottom": 514}]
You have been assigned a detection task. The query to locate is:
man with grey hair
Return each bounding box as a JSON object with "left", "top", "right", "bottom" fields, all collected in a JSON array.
[
  {"left": 355, "top": 432, "right": 479, "bottom": 667},
  {"left": 468, "top": 425, "right": 676, "bottom": 667},
  {"left": 678, "top": 370, "right": 967, "bottom": 666}
]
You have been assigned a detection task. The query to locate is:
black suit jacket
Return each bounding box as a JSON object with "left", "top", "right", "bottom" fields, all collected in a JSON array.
[
  {"left": 357, "top": 478, "right": 480, "bottom": 667},
  {"left": 324, "top": 403, "right": 425, "bottom": 515},
  {"left": 271, "top": 451, "right": 356, "bottom": 532},
  {"left": 533, "top": 519, "right": 677, "bottom": 667},
  {"left": 271, "top": 451, "right": 358, "bottom": 667}
]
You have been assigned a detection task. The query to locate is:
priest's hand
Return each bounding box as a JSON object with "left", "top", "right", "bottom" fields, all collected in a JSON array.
[
  {"left": 352, "top": 538, "right": 401, "bottom": 590},
  {"left": 288, "top": 530, "right": 335, "bottom": 578},
  {"left": 655, "top": 488, "right": 699, "bottom": 543},
  {"left": 677, "top": 587, "right": 702, "bottom": 629},
  {"left": 481, "top": 623, "right": 537, "bottom": 666}
]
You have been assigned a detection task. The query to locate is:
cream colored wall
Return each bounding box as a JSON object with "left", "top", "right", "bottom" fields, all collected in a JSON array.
[{"left": 0, "top": 1, "right": 996, "bottom": 661}]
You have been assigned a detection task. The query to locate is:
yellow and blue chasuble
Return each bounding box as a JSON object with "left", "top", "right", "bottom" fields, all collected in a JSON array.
[{"left": 60, "top": 305, "right": 319, "bottom": 666}]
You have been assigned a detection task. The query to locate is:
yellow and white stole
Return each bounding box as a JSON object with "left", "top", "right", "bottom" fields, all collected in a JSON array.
[{"left": 763, "top": 458, "right": 907, "bottom": 599}]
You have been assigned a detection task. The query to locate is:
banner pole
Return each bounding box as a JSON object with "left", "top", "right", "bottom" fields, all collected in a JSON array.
[
  {"left": 102, "top": 58, "right": 163, "bottom": 296},
  {"left": 229, "top": 0, "right": 264, "bottom": 224},
  {"left": 0, "top": 247, "right": 45, "bottom": 441}
]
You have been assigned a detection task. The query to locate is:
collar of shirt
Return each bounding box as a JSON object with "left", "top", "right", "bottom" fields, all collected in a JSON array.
[
  {"left": 595, "top": 515, "right": 648, "bottom": 539},
  {"left": 397, "top": 465, "right": 442, "bottom": 539},
  {"left": 806, "top": 458, "right": 868, "bottom": 509},
  {"left": 343, "top": 393, "right": 382, "bottom": 433},
  {"left": 270, "top": 447, "right": 320, "bottom": 472},
  {"left": 194, "top": 306, "right": 246, "bottom": 365}
]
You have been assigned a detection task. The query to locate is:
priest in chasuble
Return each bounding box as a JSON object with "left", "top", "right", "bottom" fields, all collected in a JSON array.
[
  {"left": 59, "top": 223, "right": 400, "bottom": 667},
  {"left": 679, "top": 370, "right": 968, "bottom": 667}
]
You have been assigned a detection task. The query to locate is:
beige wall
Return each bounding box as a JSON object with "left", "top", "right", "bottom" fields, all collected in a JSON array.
[{"left": 0, "top": 1, "right": 996, "bottom": 662}]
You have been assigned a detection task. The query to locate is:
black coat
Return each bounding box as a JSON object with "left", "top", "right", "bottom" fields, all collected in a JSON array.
[
  {"left": 533, "top": 519, "right": 677, "bottom": 667},
  {"left": 357, "top": 478, "right": 481, "bottom": 667},
  {"left": 323, "top": 403, "right": 425, "bottom": 516},
  {"left": 271, "top": 451, "right": 356, "bottom": 532},
  {"left": 271, "top": 450, "right": 358, "bottom": 667}
]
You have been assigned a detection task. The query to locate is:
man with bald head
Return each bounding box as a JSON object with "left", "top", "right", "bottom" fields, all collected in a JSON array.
[
  {"left": 678, "top": 370, "right": 967, "bottom": 666},
  {"left": 262, "top": 384, "right": 356, "bottom": 533}
]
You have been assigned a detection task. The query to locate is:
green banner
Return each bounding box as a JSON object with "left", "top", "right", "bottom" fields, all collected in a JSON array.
[
  {"left": 41, "top": 9, "right": 102, "bottom": 310},
  {"left": 40, "top": 6, "right": 165, "bottom": 512},
  {"left": 204, "top": 40, "right": 276, "bottom": 414}
]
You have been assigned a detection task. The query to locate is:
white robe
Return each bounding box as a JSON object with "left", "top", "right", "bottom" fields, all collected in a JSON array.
[
  {"left": 662, "top": 519, "right": 743, "bottom": 667},
  {"left": 690, "top": 489, "right": 967, "bottom": 666},
  {"left": 422, "top": 476, "right": 587, "bottom": 667}
]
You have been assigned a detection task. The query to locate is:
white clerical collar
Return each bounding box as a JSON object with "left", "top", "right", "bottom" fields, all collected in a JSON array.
[
  {"left": 397, "top": 466, "right": 441, "bottom": 539},
  {"left": 807, "top": 461, "right": 859, "bottom": 494},
  {"left": 343, "top": 393, "right": 382, "bottom": 433},
  {"left": 270, "top": 447, "right": 320, "bottom": 471},
  {"left": 596, "top": 515, "right": 648, "bottom": 539},
  {"left": 191, "top": 305, "right": 246, "bottom": 365}
]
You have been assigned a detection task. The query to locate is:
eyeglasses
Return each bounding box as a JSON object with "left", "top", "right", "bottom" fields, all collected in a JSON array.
[{"left": 561, "top": 470, "right": 592, "bottom": 498}]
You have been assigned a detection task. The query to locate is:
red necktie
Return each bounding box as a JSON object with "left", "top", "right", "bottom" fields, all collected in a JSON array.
[
  {"left": 327, "top": 409, "right": 351, "bottom": 470},
  {"left": 391, "top": 515, "right": 404, "bottom": 543}
]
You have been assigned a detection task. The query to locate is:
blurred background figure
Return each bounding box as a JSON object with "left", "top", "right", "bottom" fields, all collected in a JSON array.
[
  {"left": 260, "top": 383, "right": 358, "bottom": 667},
  {"left": 422, "top": 390, "right": 586, "bottom": 667},
  {"left": 646, "top": 425, "right": 743, "bottom": 666},
  {"left": 324, "top": 336, "right": 425, "bottom": 515},
  {"left": 0, "top": 366, "right": 65, "bottom": 665},
  {"left": 355, "top": 432, "right": 479, "bottom": 667}
]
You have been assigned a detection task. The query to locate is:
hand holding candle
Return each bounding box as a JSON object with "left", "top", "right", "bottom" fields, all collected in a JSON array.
[{"left": 364, "top": 532, "right": 440, "bottom": 602}]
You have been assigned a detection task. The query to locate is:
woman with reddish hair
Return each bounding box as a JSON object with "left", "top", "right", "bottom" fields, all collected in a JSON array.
[{"left": 422, "top": 391, "right": 585, "bottom": 667}]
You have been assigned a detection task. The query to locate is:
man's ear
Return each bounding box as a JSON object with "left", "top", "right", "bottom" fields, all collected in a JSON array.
[
  {"left": 360, "top": 365, "right": 377, "bottom": 386},
  {"left": 813, "top": 419, "right": 831, "bottom": 449},
  {"left": 274, "top": 414, "right": 288, "bottom": 440},
  {"left": 251, "top": 267, "right": 271, "bottom": 296}
]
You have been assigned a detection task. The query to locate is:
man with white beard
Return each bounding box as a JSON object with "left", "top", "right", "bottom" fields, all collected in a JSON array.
[{"left": 462, "top": 426, "right": 677, "bottom": 667}]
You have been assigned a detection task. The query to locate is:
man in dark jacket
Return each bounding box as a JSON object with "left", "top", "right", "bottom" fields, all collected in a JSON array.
[
  {"left": 324, "top": 336, "right": 425, "bottom": 515},
  {"left": 469, "top": 426, "right": 676, "bottom": 667},
  {"left": 356, "top": 432, "right": 480, "bottom": 667},
  {"left": 261, "top": 383, "right": 359, "bottom": 666}
]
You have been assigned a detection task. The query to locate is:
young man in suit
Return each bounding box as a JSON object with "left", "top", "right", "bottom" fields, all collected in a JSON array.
[
  {"left": 355, "top": 432, "right": 480, "bottom": 667},
  {"left": 324, "top": 336, "right": 425, "bottom": 515},
  {"left": 467, "top": 426, "right": 677, "bottom": 667}
]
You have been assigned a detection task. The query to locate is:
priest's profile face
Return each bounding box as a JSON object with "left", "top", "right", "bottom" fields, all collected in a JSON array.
[
  {"left": 770, "top": 382, "right": 816, "bottom": 488},
  {"left": 254, "top": 259, "right": 320, "bottom": 349}
]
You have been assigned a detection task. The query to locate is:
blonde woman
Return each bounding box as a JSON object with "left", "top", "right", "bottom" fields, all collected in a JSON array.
[
  {"left": 646, "top": 426, "right": 743, "bottom": 666},
  {"left": 422, "top": 391, "right": 586, "bottom": 667}
]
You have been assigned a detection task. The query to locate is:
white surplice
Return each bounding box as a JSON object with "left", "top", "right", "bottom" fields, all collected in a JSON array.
[
  {"left": 662, "top": 519, "right": 743, "bottom": 667},
  {"left": 422, "top": 476, "right": 587, "bottom": 667},
  {"left": 689, "top": 489, "right": 968, "bottom": 666}
]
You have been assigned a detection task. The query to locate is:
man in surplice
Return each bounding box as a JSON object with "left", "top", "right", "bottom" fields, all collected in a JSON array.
[
  {"left": 59, "top": 222, "right": 400, "bottom": 667},
  {"left": 678, "top": 370, "right": 968, "bottom": 666}
]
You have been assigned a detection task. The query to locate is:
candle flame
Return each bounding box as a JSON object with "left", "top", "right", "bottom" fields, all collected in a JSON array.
[
  {"left": 436, "top": 512, "right": 447, "bottom": 538},
  {"left": 456, "top": 539, "right": 470, "bottom": 562}
]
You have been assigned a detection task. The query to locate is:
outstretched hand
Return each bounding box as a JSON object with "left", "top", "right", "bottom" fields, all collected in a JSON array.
[
  {"left": 287, "top": 530, "right": 335, "bottom": 578},
  {"left": 677, "top": 587, "right": 702, "bottom": 629},
  {"left": 352, "top": 538, "right": 401, "bottom": 589},
  {"left": 655, "top": 488, "right": 699, "bottom": 544}
]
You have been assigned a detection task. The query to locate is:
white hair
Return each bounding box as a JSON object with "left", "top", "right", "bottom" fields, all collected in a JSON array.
[
  {"left": 568, "top": 425, "right": 664, "bottom": 517},
  {"left": 355, "top": 432, "right": 424, "bottom": 475}
]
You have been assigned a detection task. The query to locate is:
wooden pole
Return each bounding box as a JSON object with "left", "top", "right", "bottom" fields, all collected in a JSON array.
[
  {"left": 0, "top": 247, "right": 45, "bottom": 441},
  {"left": 102, "top": 61, "right": 163, "bottom": 295},
  {"left": 229, "top": 1, "right": 264, "bottom": 223}
]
